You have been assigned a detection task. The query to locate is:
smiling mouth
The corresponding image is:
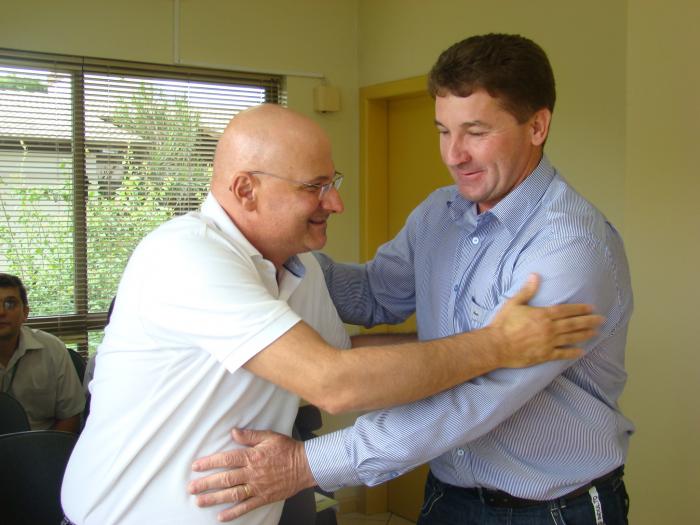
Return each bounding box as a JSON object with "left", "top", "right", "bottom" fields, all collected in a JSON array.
[
  {"left": 309, "top": 217, "right": 328, "bottom": 226},
  {"left": 454, "top": 167, "right": 484, "bottom": 178}
]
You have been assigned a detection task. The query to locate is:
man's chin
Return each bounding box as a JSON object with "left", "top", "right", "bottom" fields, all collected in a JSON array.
[
  {"left": 304, "top": 233, "right": 328, "bottom": 252},
  {"left": 0, "top": 330, "right": 18, "bottom": 341}
]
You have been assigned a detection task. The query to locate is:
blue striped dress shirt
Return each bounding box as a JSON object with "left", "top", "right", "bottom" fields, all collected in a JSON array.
[{"left": 305, "top": 156, "right": 634, "bottom": 499}]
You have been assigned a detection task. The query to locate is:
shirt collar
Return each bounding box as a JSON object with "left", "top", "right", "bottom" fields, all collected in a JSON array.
[
  {"left": 3, "top": 326, "right": 43, "bottom": 370},
  {"left": 199, "top": 193, "right": 305, "bottom": 277},
  {"left": 488, "top": 155, "right": 554, "bottom": 236},
  {"left": 445, "top": 155, "right": 555, "bottom": 236}
]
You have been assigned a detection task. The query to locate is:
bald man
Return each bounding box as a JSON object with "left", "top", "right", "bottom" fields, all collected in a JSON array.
[{"left": 61, "top": 104, "right": 600, "bottom": 525}]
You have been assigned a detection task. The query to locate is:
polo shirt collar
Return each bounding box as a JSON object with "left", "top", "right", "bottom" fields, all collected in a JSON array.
[
  {"left": 199, "top": 193, "right": 305, "bottom": 277},
  {"left": 446, "top": 155, "right": 555, "bottom": 236}
]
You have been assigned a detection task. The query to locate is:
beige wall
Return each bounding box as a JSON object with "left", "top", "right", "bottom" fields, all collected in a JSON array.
[
  {"left": 0, "top": 0, "right": 361, "bottom": 265},
  {"left": 359, "top": 0, "right": 627, "bottom": 228},
  {"left": 624, "top": 1, "right": 700, "bottom": 524},
  {"left": 2, "top": 1, "right": 698, "bottom": 523},
  {"left": 358, "top": 0, "right": 698, "bottom": 523}
]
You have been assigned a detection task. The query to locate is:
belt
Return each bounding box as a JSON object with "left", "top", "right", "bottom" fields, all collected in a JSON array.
[{"left": 439, "top": 465, "right": 624, "bottom": 509}]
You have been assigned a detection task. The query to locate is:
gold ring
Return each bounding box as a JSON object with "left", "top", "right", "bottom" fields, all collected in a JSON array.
[{"left": 243, "top": 484, "right": 251, "bottom": 498}]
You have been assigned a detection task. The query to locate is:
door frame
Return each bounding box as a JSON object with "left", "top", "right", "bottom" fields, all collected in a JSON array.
[
  {"left": 359, "top": 75, "right": 428, "bottom": 262},
  {"left": 356, "top": 75, "right": 430, "bottom": 516}
]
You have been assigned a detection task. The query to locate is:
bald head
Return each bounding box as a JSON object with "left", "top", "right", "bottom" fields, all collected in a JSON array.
[
  {"left": 209, "top": 104, "right": 341, "bottom": 268},
  {"left": 211, "top": 104, "right": 332, "bottom": 198}
]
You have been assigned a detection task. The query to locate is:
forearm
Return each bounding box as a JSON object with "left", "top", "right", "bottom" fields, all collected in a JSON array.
[
  {"left": 249, "top": 291, "right": 595, "bottom": 415},
  {"left": 306, "top": 360, "right": 566, "bottom": 490},
  {"left": 52, "top": 414, "right": 81, "bottom": 433},
  {"left": 320, "top": 327, "right": 503, "bottom": 414},
  {"left": 350, "top": 332, "right": 417, "bottom": 347},
  {"left": 247, "top": 322, "right": 501, "bottom": 415}
]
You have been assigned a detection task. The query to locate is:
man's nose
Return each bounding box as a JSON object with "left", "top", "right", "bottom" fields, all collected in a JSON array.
[
  {"left": 444, "top": 136, "right": 472, "bottom": 166},
  {"left": 320, "top": 186, "right": 344, "bottom": 214}
]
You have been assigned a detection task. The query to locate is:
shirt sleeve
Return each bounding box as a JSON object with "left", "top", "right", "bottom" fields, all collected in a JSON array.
[
  {"left": 296, "top": 252, "right": 351, "bottom": 349},
  {"left": 134, "top": 227, "right": 301, "bottom": 373},
  {"left": 306, "top": 233, "right": 627, "bottom": 490},
  {"left": 314, "top": 213, "right": 419, "bottom": 327}
]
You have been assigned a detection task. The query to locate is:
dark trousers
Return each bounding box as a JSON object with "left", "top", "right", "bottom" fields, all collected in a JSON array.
[{"left": 417, "top": 469, "right": 629, "bottom": 525}]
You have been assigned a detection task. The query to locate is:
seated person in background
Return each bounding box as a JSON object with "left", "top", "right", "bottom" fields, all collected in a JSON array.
[
  {"left": 61, "top": 104, "right": 600, "bottom": 525},
  {"left": 0, "top": 273, "right": 85, "bottom": 433}
]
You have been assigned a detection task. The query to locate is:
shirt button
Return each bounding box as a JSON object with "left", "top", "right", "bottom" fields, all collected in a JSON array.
[
  {"left": 453, "top": 285, "right": 459, "bottom": 292},
  {"left": 471, "top": 237, "right": 479, "bottom": 245},
  {"left": 456, "top": 448, "right": 465, "bottom": 456}
]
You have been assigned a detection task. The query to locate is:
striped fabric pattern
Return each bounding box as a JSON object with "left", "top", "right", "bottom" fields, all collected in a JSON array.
[{"left": 306, "top": 156, "right": 634, "bottom": 500}]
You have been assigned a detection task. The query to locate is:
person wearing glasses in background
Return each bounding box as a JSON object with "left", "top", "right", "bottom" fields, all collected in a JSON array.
[
  {"left": 0, "top": 273, "right": 85, "bottom": 433},
  {"left": 61, "top": 104, "right": 601, "bottom": 525},
  {"left": 188, "top": 35, "right": 634, "bottom": 525}
]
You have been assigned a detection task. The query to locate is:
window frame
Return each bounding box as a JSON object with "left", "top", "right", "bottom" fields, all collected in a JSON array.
[{"left": 0, "top": 48, "right": 283, "bottom": 353}]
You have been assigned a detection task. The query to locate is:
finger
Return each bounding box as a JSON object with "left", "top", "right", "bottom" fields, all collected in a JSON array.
[
  {"left": 546, "top": 303, "right": 595, "bottom": 319},
  {"left": 194, "top": 484, "right": 250, "bottom": 508},
  {"left": 507, "top": 273, "right": 540, "bottom": 305},
  {"left": 554, "top": 328, "right": 599, "bottom": 347},
  {"left": 217, "top": 497, "right": 266, "bottom": 522},
  {"left": 552, "top": 314, "right": 604, "bottom": 333},
  {"left": 188, "top": 470, "right": 246, "bottom": 495},
  {"left": 231, "top": 427, "right": 273, "bottom": 447},
  {"left": 192, "top": 449, "right": 248, "bottom": 472}
]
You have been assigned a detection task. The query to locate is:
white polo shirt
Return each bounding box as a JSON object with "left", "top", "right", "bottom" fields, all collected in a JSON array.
[{"left": 62, "top": 194, "right": 350, "bottom": 525}]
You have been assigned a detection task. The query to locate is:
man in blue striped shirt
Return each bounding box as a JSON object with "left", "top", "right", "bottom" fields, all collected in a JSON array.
[{"left": 191, "top": 34, "right": 633, "bottom": 525}]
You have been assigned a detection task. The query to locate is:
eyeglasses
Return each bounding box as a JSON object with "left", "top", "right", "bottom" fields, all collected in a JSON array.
[
  {"left": 0, "top": 297, "right": 21, "bottom": 311},
  {"left": 249, "top": 171, "right": 343, "bottom": 201}
]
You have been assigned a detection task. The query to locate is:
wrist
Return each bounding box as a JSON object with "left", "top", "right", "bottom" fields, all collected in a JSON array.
[
  {"left": 477, "top": 325, "right": 508, "bottom": 371},
  {"left": 294, "top": 440, "right": 317, "bottom": 490}
]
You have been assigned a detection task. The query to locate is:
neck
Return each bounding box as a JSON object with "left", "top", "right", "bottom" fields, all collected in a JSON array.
[{"left": 0, "top": 336, "right": 19, "bottom": 367}]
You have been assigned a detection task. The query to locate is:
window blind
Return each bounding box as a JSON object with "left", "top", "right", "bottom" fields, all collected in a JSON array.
[{"left": 0, "top": 49, "right": 283, "bottom": 353}]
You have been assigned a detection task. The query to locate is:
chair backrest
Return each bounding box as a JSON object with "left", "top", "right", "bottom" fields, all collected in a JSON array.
[
  {"left": 67, "top": 347, "right": 86, "bottom": 384},
  {"left": 0, "top": 391, "right": 30, "bottom": 434},
  {"left": 0, "top": 430, "right": 78, "bottom": 525},
  {"left": 278, "top": 404, "right": 337, "bottom": 525},
  {"left": 293, "top": 404, "right": 323, "bottom": 441}
]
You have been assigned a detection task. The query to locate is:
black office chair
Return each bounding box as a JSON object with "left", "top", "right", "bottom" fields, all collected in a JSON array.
[
  {"left": 278, "top": 405, "right": 337, "bottom": 525},
  {"left": 0, "top": 392, "right": 30, "bottom": 434},
  {"left": 0, "top": 430, "right": 78, "bottom": 525},
  {"left": 67, "top": 347, "right": 86, "bottom": 384}
]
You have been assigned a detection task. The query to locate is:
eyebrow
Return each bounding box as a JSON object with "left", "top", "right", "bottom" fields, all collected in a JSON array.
[{"left": 434, "top": 119, "right": 491, "bottom": 129}]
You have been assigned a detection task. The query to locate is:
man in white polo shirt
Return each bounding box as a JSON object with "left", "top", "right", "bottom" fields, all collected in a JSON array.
[{"left": 61, "top": 104, "right": 599, "bottom": 525}]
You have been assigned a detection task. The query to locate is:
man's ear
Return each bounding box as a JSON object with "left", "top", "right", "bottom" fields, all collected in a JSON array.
[
  {"left": 230, "top": 172, "right": 258, "bottom": 211},
  {"left": 529, "top": 108, "right": 552, "bottom": 147}
]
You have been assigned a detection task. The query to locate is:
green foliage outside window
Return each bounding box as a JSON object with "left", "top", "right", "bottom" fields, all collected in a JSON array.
[{"left": 0, "top": 83, "right": 212, "bottom": 350}]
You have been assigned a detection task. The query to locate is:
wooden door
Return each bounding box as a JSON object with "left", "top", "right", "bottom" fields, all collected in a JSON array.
[{"left": 359, "top": 78, "right": 451, "bottom": 521}]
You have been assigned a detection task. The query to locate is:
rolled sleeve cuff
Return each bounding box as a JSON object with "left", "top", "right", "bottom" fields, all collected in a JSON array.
[{"left": 304, "top": 428, "right": 362, "bottom": 491}]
